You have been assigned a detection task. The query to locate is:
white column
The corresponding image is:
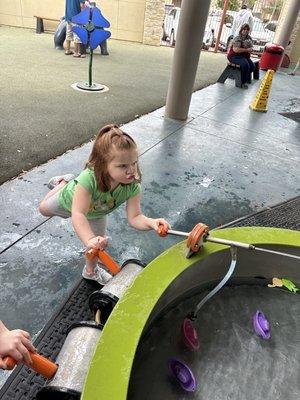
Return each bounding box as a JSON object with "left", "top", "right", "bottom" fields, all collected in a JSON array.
[
  {"left": 165, "top": 0, "right": 211, "bottom": 121},
  {"left": 274, "top": 0, "right": 300, "bottom": 48}
]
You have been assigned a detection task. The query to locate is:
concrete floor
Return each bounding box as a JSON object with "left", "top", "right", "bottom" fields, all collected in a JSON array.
[
  {"left": 0, "top": 54, "right": 299, "bottom": 386},
  {"left": 0, "top": 25, "right": 227, "bottom": 184}
]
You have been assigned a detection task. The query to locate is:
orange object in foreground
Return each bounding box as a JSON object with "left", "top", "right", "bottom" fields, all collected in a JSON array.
[
  {"left": 85, "top": 248, "right": 121, "bottom": 275},
  {"left": 3, "top": 352, "right": 58, "bottom": 380}
]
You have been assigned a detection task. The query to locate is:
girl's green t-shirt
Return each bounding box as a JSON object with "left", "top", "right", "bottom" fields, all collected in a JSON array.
[{"left": 59, "top": 168, "right": 141, "bottom": 219}]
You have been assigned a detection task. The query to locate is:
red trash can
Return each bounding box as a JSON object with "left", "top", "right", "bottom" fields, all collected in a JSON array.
[{"left": 259, "top": 43, "right": 284, "bottom": 71}]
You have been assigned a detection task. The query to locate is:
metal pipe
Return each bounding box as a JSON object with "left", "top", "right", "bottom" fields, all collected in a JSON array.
[
  {"left": 254, "top": 246, "right": 300, "bottom": 260},
  {"left": 206, "top": 236, "right": 254, "bottom": 249},
  {"left": 214, "top": 0, "right": 230, "bottom": 53},
  {"left": 167, "top": 229, "right": 189, "bottom": 237},
  {"left": 206, "top": 236, "right": 300, "bottom": 260},
  {"left": 166, "top": 228, "right": 300, "bottom": 260}
]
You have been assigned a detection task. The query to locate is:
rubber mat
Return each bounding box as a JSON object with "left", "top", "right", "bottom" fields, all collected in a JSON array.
[{"left": 0, "top": 196, "right": 299, "bottom": 399}]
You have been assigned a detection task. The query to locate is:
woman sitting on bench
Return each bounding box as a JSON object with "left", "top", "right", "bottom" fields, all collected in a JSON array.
[{"left": 227, "top": 23, "right": 255, "bottom": 89}]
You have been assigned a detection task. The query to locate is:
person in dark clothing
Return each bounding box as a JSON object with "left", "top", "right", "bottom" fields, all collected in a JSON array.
[{"left": 227, "top": 23, "right": 255, "bottom": 89}]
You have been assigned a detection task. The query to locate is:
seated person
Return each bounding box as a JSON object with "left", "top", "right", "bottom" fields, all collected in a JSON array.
[
  {"left": 227, "top": 23, "right": 255, "bottom": 89},
  {"left": 0, "top": 320, "right": 36, "bottom": 369}
]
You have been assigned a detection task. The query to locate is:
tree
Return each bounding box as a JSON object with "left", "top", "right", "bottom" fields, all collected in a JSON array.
[{"left": 217, "top": 0, "right": 241, "bottom": 11}]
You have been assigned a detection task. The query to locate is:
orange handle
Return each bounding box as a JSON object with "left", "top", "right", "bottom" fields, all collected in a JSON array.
[
  {"left": 3, "top": 352, "right": 58, "bottom": 380},
  {"left": 187, "top": 223, "right": 209, "bottom": 252},
  {"left": 85, "top": 248, "right": 121, "bottom": 275},
  {"left": 157, "top": 223, "right": 168, "bottom": 237}
]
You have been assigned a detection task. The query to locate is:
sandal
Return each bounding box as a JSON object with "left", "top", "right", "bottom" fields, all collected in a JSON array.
[
  {"left": 65, "top": 50, "right": 73, "bottom": 55},
  {"left": 73, "top": 53, "right": 81, "bottom": 58},
  {"left": 47, "top": 174, "right": 75, "bottom": 190},
  {"left": 82, "top": 265, "right": 112, "bottom": 286},
  {"left": 79, "top": 54, "right": 86, "bottom": 58}
]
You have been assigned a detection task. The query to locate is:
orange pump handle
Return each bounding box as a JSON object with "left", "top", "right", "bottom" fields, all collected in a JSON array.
[
  {"left": 85, "top": 248, "right": 121, "bottom": 275},
  {"left": 157, "top": 223, "right": 168, "bottom": 237},
  {"left": 3, "top": 352, "right": 58, "bottom": 380},
  {"left": 187, "top": 223, "right": 209, "bottom": 252}
]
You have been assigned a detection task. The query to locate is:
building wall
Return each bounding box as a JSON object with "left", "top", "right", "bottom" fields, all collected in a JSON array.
[
  {"left": 0, "top": 0, "right": 147, "bottom": 43},
  {"left": 143, "top": 0, "right": 165, "bottom": 45}
]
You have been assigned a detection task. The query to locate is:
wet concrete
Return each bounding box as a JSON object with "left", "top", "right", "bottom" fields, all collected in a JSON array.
[{"left": 0, "top": 69, "right": 299, "bottom": 387}]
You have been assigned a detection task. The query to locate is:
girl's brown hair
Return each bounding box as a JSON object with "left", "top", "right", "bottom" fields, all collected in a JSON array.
[{"left": 86, "top": 124, "right": 141, "bottom": 192}]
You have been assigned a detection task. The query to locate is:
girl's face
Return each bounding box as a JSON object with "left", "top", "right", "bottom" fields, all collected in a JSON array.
[{"left": 107, "top": 148, "right": 139, "bottom": 188}]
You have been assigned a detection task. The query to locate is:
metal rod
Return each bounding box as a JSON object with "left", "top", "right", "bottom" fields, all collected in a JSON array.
[
  {"left": 214, "top": 0, "right": 230, "bottom": 53},
  {"left": 254, "top": 246, "right": 300, "bottom": 260},
  {"left": 165, "top": 228, "right": 300, "bottom": 261},
  {"left": 206, "top": 236, "right": 254, "bottom": 249},
  {"left": 206, "top": 236, "right": 300, "bottom": 260},
  {"left": 167, "top": 229, "right": 189, "bottom": 237}
]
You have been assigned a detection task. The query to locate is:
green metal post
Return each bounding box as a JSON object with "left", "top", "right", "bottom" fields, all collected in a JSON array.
[{"left": 89, "top": 49, "right": 93, "bottom": 87}]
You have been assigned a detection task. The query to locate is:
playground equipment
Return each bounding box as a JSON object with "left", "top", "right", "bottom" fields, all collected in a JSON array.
[
  {"left": 77, "top": 227, "right": 299, "bottom": 400},
  {"left": 89, "top": 259, "right": 146, "bottom": 324},
  {"left": 3, "top": 353, "right": 57, "bottom": 380},
  {"left": 249, "top": 69, "right": 274, "bottom": 112},
  {"left": 2, "top": 225, "right": 299, "bottom": 400}
]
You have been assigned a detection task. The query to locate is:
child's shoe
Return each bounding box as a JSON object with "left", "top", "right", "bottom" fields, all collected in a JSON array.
[
  {"left": 47, "top": 174, "right": 75, "bottom": 190},
  {"left": 82, "top": 265, "right": 113, "bottom": 286}
]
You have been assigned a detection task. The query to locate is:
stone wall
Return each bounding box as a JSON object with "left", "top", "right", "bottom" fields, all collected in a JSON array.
[{"left": 143, "top": 0, "right": 165, "bottom": 45}]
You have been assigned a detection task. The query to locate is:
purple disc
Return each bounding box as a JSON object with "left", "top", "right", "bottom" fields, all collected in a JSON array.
[
  {"left": 253, "top": 310, "right": 270, "bottom": 339},
  {"left": 169, "top": 359, "right": 197, "bottom": 392}
]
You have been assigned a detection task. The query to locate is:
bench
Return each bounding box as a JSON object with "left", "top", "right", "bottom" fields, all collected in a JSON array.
[
  {"left": 217, "top": 59, "right": 260, "bottom": 88},
  {"left": 34, "top": 16, "right": 60, "bottom": 34}
]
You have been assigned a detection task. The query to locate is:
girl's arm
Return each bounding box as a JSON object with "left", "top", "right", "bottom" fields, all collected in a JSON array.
[
  {"left": 126, "top": 193, "right": 170, "bottom": 232},
  {"left": 72, "top": 184, "right": 107, "bottom": 249}
]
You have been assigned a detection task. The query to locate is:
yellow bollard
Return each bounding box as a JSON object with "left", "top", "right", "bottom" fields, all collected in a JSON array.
[{"left": 249, "top": 69, "right": 275, "bottom": 113}]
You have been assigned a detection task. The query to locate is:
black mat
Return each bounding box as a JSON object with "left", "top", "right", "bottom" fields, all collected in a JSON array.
[{"left": 0, "top": 196, "right": 299, "bottom": 399}]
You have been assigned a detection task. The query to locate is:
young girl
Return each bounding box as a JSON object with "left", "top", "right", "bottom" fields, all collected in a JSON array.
[{"left": 39, "top": 124, "right": 170, "bottom": 285}]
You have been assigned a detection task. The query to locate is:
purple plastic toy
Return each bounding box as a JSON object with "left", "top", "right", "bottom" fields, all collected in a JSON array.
[
  {"left": 182, "top": 318, "right": 200, "bottom": 351},
  {"left": 253, "top": 310, "right": 270, "bottom": 339},
  {"left": 169, "top": 359, "right": 197, "bottom": 392}
]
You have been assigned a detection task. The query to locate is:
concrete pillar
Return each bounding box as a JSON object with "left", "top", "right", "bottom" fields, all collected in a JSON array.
[
  {"left": 165, "top": 0, "right": 211, "bottom": 121},
  {"left": 274, "top": 0, "right": 300, "bottom": 49}
]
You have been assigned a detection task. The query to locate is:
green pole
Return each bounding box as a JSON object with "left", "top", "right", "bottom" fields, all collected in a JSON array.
[{"left": 89, "top": 49, "right": 93, "bottom": 87}]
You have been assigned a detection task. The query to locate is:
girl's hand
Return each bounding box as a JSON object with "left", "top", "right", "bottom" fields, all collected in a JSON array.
[
  {"left": 87, "top": 236, "right": 108, "bottom": 250},
  {"left": 149, "top": 218, "right": 170, "bottom": 233},
  {"left": 0, "top": 329, "right": 36, "bottom": 369}
]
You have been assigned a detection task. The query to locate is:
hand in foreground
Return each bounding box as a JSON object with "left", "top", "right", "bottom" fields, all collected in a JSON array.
[
  {"left": 0, "top": 329, "right": 36, "bottom": 369},
  {"left": 87, "top": 236, "right": 109, "bottom": 251},
  {"left": 149, "top": 218, "right": 171, "bottom": 233}
]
